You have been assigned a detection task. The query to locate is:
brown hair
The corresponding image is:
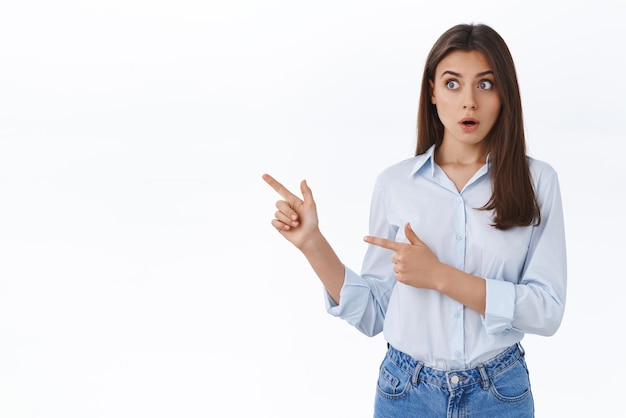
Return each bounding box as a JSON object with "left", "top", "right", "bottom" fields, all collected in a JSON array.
[{"left": 416, "top": 23, "right": 540, "bottom": 230}]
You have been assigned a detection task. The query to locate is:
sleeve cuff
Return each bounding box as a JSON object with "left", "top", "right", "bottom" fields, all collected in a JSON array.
[
  {"left": 483, "top": 278, "right": 516, "bottom": 334},
  {"left": 324, "top": 265, "right": 366, "bottom": 316}
]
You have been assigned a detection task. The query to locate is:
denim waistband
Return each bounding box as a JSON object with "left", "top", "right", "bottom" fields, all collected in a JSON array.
[{"left": 386, "top": 343, "right": 525, "bottom": 391}]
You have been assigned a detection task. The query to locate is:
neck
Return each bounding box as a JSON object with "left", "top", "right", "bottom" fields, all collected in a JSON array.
[{"left": 435, "top": 140, "right": 487, "bottom": 166}]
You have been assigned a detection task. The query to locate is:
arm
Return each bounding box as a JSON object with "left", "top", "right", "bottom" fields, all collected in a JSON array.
[
  {"left": 364, "top": 222, "right": 487, "bottom": 316},
  {"left": 262, "top": 174, "right": 344, "bottom": 303},
  {"left": 483, "top": 170, "right": 567, "bottom": 336},
  {"left": 264, "top": 173, "right": 395, "bottom": 337}
]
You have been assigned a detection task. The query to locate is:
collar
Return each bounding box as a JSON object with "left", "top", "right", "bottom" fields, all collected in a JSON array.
[
  {"left": 409, "top": 145, "right": 437, "bottom": 178},
  {"left": 409, "top": 145, "right": 492, "bottom": 179}
]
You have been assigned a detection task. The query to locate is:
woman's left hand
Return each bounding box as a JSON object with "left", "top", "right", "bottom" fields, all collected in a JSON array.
[{"left": 364, "top": 222, "right": 443, "bottom": 290}]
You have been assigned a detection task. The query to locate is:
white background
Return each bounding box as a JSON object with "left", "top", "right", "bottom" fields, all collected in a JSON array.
[{"left": 0, "top": 1, "right": 624, "bottom": 417}]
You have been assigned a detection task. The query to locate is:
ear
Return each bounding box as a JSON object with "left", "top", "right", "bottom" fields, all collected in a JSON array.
[{"left": 429, "top": 79, "right": 436, "bottom": 104}]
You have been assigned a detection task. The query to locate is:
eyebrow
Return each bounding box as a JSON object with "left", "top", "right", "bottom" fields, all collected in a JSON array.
[{"left": 440, "top": 70, "right": 494, "bottom": 78}]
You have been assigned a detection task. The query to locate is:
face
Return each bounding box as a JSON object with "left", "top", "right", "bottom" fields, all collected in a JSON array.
[{"left": 430, "top": 50, "right": 501, "bottom": 150}]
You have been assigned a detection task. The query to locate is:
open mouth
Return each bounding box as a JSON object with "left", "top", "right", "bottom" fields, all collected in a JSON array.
[{"left": 459, "top": 119, "right": 479, "bottom": 132}]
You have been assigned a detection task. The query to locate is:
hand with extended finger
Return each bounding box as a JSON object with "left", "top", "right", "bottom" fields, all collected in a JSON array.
[
  {"left": 364, "top": 222, "right": 443, "bottom": 290},
  {"left": 262, "top": 173, "right": 321, "bottom": 250}
]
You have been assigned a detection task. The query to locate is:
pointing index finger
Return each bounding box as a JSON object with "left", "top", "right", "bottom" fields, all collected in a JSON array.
[
  {"left": 262, "top": 173, "right": 301, "bottom": 202},
  {"left": 363, "top": 235, "right": 402, "bottom": 252}
]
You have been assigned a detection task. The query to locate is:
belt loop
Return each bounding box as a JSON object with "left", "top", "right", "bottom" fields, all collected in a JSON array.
[
  {"left": 517, "top": 342, "right": 525, "bottom": 357},
  {"left": 411, "top": 361, "right": 423, "bottom": 386},
  {"left": 478, "top": 364, "right": 490, "bottom": 390},
  {"left": 444, "top": 371, "right": 453, "bottom": 392}
]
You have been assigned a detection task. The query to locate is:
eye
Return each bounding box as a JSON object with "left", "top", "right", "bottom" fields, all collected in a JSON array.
[
  {"left": 446, "top": 80, "right": 460, "bottom": 90},
  {"left": 478, "top": 80, "right": 494, "bottom": 90}
]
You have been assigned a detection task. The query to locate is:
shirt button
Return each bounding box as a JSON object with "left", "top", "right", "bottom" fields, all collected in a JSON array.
[
  {"left": 454, "top": 311, "right": 461, "bottom": 318},
  {"left": 457, "top": 198, "right": 463, "bottom": 204},
  {"left": 455, "top": 351, "right": 462, "bottom": 358},
  {"left": 456, "top": 234, "right": 463, "bottom": 241},
  {"left": 450, "top": 375, "right": 460, "bottom": 384}
]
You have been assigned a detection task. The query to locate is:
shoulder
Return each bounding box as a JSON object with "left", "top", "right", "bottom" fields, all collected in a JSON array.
[
  {"left": 376, "top": 156, "right": 422, "bottom": 185},
  {"left": 527, "top": 156, "right": 562, "bottom": 198},
  {"left": 527, "top": 156, "right": 559, "bottom": 182}
]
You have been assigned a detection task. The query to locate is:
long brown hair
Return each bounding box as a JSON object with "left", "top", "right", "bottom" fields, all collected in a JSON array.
[{"left": 416, "top": 23, "right": 540, "bottom": 230}]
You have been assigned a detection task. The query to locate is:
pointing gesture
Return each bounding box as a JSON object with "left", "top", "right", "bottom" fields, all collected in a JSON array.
[
  {"left": 263, "top": 173, "right": 345, "bottom": 301},
  {"left": 262, "top": 173, "right": 320, "bottom": 250},
  {"left": 364, "top": 223, "right": 443, "bottom": 290}
]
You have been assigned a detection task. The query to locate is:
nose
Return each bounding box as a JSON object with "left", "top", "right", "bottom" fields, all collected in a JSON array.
[{"left": 463, "top": 89, "right": 477, "bottom": 110}]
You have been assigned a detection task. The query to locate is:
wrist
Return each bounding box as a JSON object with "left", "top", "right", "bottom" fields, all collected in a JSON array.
[
  {"left": 432, "top": 262, "right": 451, "bottom": 292},
  {"left": 298, "top": 229, "right": 326, "bottom": 254}
]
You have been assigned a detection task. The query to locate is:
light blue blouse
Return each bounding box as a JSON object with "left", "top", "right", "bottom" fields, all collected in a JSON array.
[{"left": 326, "top": 145, "right": 567, "bottom": 370}]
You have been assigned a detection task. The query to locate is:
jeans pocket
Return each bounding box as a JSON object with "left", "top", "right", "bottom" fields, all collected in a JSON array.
[
  {"left": 489, "top": 358, "right": 532, "bottom": 403},
  {"left": 376, "top": 355, "right": 412, "bottom": 400}
]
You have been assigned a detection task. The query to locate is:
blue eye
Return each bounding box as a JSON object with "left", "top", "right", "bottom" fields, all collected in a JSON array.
[
  {"left": 478, "top": 80, "right": 494, "bottom": 90},
  {"left": 446, "top": 80, "right": 460, "bottom": 89}
]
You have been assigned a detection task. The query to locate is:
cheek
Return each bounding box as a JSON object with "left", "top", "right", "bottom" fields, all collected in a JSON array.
[
  {"left": 487, "top": 100, "right": 502, "bottom": 121},
  {"left": 432, "top": 91, "right": 453, "bottom": 110},
  {"left": 433, "top": 97, "right": 456, "bottom": 121},
  {"left": 486, "top": 95, "right": 501, "bottom": 113}
]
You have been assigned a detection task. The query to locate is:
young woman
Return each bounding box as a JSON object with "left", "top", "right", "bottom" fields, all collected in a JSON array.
[{"left": 263, "top": 23, "right": 566, "bottom": 417}]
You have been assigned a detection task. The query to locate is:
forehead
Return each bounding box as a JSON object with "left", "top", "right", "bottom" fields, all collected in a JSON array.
[{"left": 435, "top": 50, "right": 492, "bottom": 76}]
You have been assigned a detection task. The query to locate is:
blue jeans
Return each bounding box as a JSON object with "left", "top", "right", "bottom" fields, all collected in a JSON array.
[{"left": 374, "top": 344, "right": 534, "bottom": 417}]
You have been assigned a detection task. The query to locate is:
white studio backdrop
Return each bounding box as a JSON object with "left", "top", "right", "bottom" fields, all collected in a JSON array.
[{"left": 0, "top": 0, "right": 624, "bottom": 417}]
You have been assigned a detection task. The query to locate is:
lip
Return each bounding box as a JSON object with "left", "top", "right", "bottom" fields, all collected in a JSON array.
[{"left": 459, "top": 117, "right": 480, "bottom": 133}]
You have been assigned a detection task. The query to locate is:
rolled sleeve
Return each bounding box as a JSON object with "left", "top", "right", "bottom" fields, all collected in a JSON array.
[
  {"left": 483, "top": 278, "right": 516, "bottom": 333},
  {"left": 324, "top": 266, "right": 362, "bottom": 314},
  {"left": 324, "top": 265, "right": 387, "bottom": 337}
]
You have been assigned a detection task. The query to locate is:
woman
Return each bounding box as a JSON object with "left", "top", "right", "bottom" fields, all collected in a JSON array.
[{"left": 263, "top": 23, "right": 566, "bottom": 417}]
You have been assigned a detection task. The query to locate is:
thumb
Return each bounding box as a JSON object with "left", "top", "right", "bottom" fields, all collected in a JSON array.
[
  {"left": 300, "top": 179, "right": 315, "bottom": 204},
  {"left": 404, "top": 222, "right": 424, "bottom": 246}
]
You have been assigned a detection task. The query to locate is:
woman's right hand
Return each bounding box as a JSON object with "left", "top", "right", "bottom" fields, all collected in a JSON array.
[{"left": 262, "top": 173, "right": 320, "bottom": 251}]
